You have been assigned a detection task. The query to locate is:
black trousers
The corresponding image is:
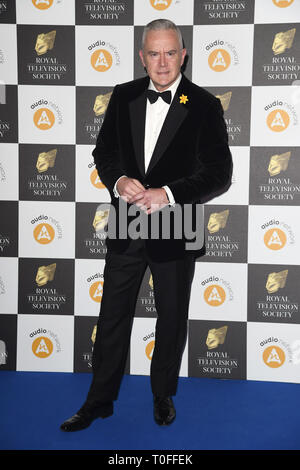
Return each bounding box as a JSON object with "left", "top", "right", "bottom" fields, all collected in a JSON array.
[{"left": 86, "top": 238, "right": 195, "bottom": 405}]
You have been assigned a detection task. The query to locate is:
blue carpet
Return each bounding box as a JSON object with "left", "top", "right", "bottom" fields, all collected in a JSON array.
[{"left": 1, "top": 371, "right": 300, "bottom": 450}]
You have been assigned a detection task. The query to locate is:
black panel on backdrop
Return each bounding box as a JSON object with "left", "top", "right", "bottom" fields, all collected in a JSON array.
[
  {"left": 0, "top": 314, "right": 17, "bottom": 370},
  {"left": 18, "top": 258, "right": 75, "bottom": 315},
  {"left": 19, "top": 144, "right": 75, "bottom": 201},
  {"left": 17, "top": 25, "right": 75, "bottom": 85},
  {"left": 0, "top": 201, "right": 18, "bottom": 257}
]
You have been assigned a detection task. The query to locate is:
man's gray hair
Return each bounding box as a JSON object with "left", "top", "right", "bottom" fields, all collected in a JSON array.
[{"left": 142, "top": 19, "right": 184, "bottom": 50}]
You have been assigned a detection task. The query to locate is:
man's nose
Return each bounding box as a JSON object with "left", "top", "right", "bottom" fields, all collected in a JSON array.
[{"left": 159, "top": 52, "right": 166, "bottom": 67}]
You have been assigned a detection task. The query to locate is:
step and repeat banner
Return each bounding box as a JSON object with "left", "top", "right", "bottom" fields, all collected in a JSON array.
[{"left": 1, "top": 0, "right": 300, "bottom": 384}]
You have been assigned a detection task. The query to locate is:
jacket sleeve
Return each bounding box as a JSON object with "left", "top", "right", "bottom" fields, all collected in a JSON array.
[
  {"left": 92, "top": 85, "right": 125, "bottom": 194},
  {"left": 166, "top": 98, "right": 233, "bottom": 205}
]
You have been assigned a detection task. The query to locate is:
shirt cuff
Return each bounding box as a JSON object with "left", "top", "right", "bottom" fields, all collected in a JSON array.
[
  {"left": 162, "top": 185, "right": 176, "bottom": 206},
  {"left": 113, "top": 175, "right": 127, "bottom": 198}
]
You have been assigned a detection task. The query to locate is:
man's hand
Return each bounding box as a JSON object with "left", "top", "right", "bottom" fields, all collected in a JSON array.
[
  {"left": 117, "top": 177, "right": 146, "bottom": 202},
  {"left": 129, "top": 188, "right": 169, "bottom": 214}
]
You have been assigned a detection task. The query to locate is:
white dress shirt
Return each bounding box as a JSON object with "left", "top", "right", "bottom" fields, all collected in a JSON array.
[{"left": 113, "top": 74, "right": 182, "bottom": 206}]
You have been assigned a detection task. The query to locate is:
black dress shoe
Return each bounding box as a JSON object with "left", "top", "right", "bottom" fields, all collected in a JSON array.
[
  {"left": 60, "top": 401, "right": 113, "bottom": 432},
  {"left": 153, "top": 396, "right": 176, "bottom": 426}
]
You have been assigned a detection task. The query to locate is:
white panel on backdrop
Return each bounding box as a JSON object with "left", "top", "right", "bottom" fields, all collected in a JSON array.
[
  {"left": 247, "top": 321, "right": 300, "bottom": 383},
  {"left": 134, "top": 0, "right": 194, "bottom": 26},
  {"left": 129, "top": 317, "right": 188, "bottom": 377},
  {"left": 0, "top": 258, "right": 18, "bottom": 314},
  {"left": 18, "top": 200, "right": 75, "bottom": 258},
  {"left": 189, "top": 262, "right": 247, "bottom": 322},
  {"left": 17, "top": 314, "right": 74, "bottom": 372},
  {"left": 18, "top": 85, "right": 75, "bottom": 145},
  {"left": 250, "top": 86, "right": 300, "bottom": 146},
  {"left": 209, "top": 147, "right": 250, "bottom": 206},
  {"left": 16, "top": 0, "right": 75, "bottom": 25},
  {"left": 248, "top": 205, "right": 300, "bottom": 265},
  {"left": 75, "top": 145, "right": 111, "bottom": 203},
  {"left": 254, "top": 0, "right": 300, "bottom": 24},
  {"left": 74, "top": 258, "right": 106, "bottom": 317},
  {"left": 0, "top": 24, "right": 17, "bottom": 85},
  {"left": 75, "top": 26, "right": 134, "bottom": 86},
  {"left": 192, "top": 24, "right": 254, "bottom": 86},
  {"left": 0, "top": 143, "right": 18, "bottom": 201}
]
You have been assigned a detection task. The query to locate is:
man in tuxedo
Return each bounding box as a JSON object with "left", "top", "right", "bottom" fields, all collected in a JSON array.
[{"left": 60, "top": 19, "right": 232, "bottom": 432}]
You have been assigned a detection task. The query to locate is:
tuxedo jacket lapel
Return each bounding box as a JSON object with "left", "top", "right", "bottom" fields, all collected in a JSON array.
[
  {"left": 146, "top": 77, "right": 189, "bottom": 176},
  {"left": 129, "top": 86, "right": 148, "bottom": 178},
  {"left": 128, "top": 75, "right": 190, "bottom": 179}
]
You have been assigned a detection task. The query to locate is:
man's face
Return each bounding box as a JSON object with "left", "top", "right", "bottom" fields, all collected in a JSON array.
[{"left": 139, "top": 29, "right": 186, "bottom": 92}]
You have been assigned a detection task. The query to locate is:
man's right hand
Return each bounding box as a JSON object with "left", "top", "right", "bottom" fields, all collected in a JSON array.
[{"left": 116, "top": 176, "right": 146, "bottom": 203}]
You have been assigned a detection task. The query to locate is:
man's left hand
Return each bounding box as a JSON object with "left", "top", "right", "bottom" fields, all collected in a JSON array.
[{"left": 128, "top": 188, "right": 169, "bottom": 214}]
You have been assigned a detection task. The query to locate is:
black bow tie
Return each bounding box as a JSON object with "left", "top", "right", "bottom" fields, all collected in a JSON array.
[{"left": 147, "top": 89, "right": 172, "bottom": 105}]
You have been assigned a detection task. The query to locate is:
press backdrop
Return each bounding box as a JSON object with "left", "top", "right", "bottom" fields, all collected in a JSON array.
[{"left": 1, "top": 0, "right": 300, "bottom": 384}]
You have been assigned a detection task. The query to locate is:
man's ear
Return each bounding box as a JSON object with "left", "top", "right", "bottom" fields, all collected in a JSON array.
[
  {"left": 181, "top": 48, "right": 187, "bottom": 66},
  {"left": 139, "top": 49, "right": 145, "bottom": 68}
]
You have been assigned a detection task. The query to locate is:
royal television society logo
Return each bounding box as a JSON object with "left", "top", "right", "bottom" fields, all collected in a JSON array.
[
  {"left": 25, "top": 263, "right": 67, "bottom": 313},
  {"left": 31, "top": 214, "right": 62, "bottom": 245},
  {"left": 89, "top": 40, "right": 120, "bottom": 72},
  {"left": 31, "top": 99, "right": 63, "bottom": 131},
  {"left": 141, "top": 274, "right": 156, "bottom": 314},
  {"left": 150, "top": 0, "right": 172, "bottom": 10},
  {"left": 82, "top": 325, "right": 97, "bottom": 368},
  {"left": 265, "top": 99, "right": 298, "bottom": 132},
  {"left": 85, "top": 92, "right": 112, "bottom": 141},
  {"left": 30, "top": 327, "right": 61, "bottom": 358},
  {"left": 261, "top": 219, "right": 294, "bottom": 251},
  {"left": 206, "top": 39, "right": 239, "bottom": 72},
  {"left": 202, "top": 275, "right": 233, "bottom": 307},
  {"left": 87, "top": 272, "right": 104, "bottom": 303},
  {"left": 255, "top": 269, "right": 299, "bottom": 322},
  {"left": 197, "top": 326, "right": 240, "bottom": 376}
]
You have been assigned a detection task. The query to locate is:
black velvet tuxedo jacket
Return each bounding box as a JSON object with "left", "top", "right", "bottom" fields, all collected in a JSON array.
[{"left": 92, "top": 74, "right": 232, "bottom": 262}]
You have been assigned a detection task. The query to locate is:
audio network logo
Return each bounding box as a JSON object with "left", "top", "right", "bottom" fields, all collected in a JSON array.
[
  {"left": 89, "top": 165, "right": 106, "bottom": 190},
  {"left": 32, "top": 0, "right": 54, "bottom": 10},
  {"left": 31, "top": 214, "right": 62, "bottom": 245},
  {"left": 260, "top": 336, "right": 293, "bottom": 369},
  {"left": 143, "top": 331, "right": 155, "bottom": 360},
  {"left": 202, "top": 275, "right": 234, "bottom": 307},
  {"left": 206, "top": 38, "right": 239, "bottom": 72},
  {"left": 261, "top": 219, "right": 294, "bottom": 251},
  {"left": 87, "top": 272, "right": 104, "bottom": 303},
  {"left": 89, "top": 40, "right": 120, "bottom": 72},
  {"left": 150, "top": 0, "right": 172, "bottom": 10},
  {"left": 31, "top": 98, "right": 63, "bottom": 130},
  {"left": 265, "top": 99, "right": 298, "bottom": 132},
  {"left": 30, "top": 327, "right": 61, "bottom": 358},
  {"left": 273, "top": 0, "right": 294, "bottom": 7}
]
